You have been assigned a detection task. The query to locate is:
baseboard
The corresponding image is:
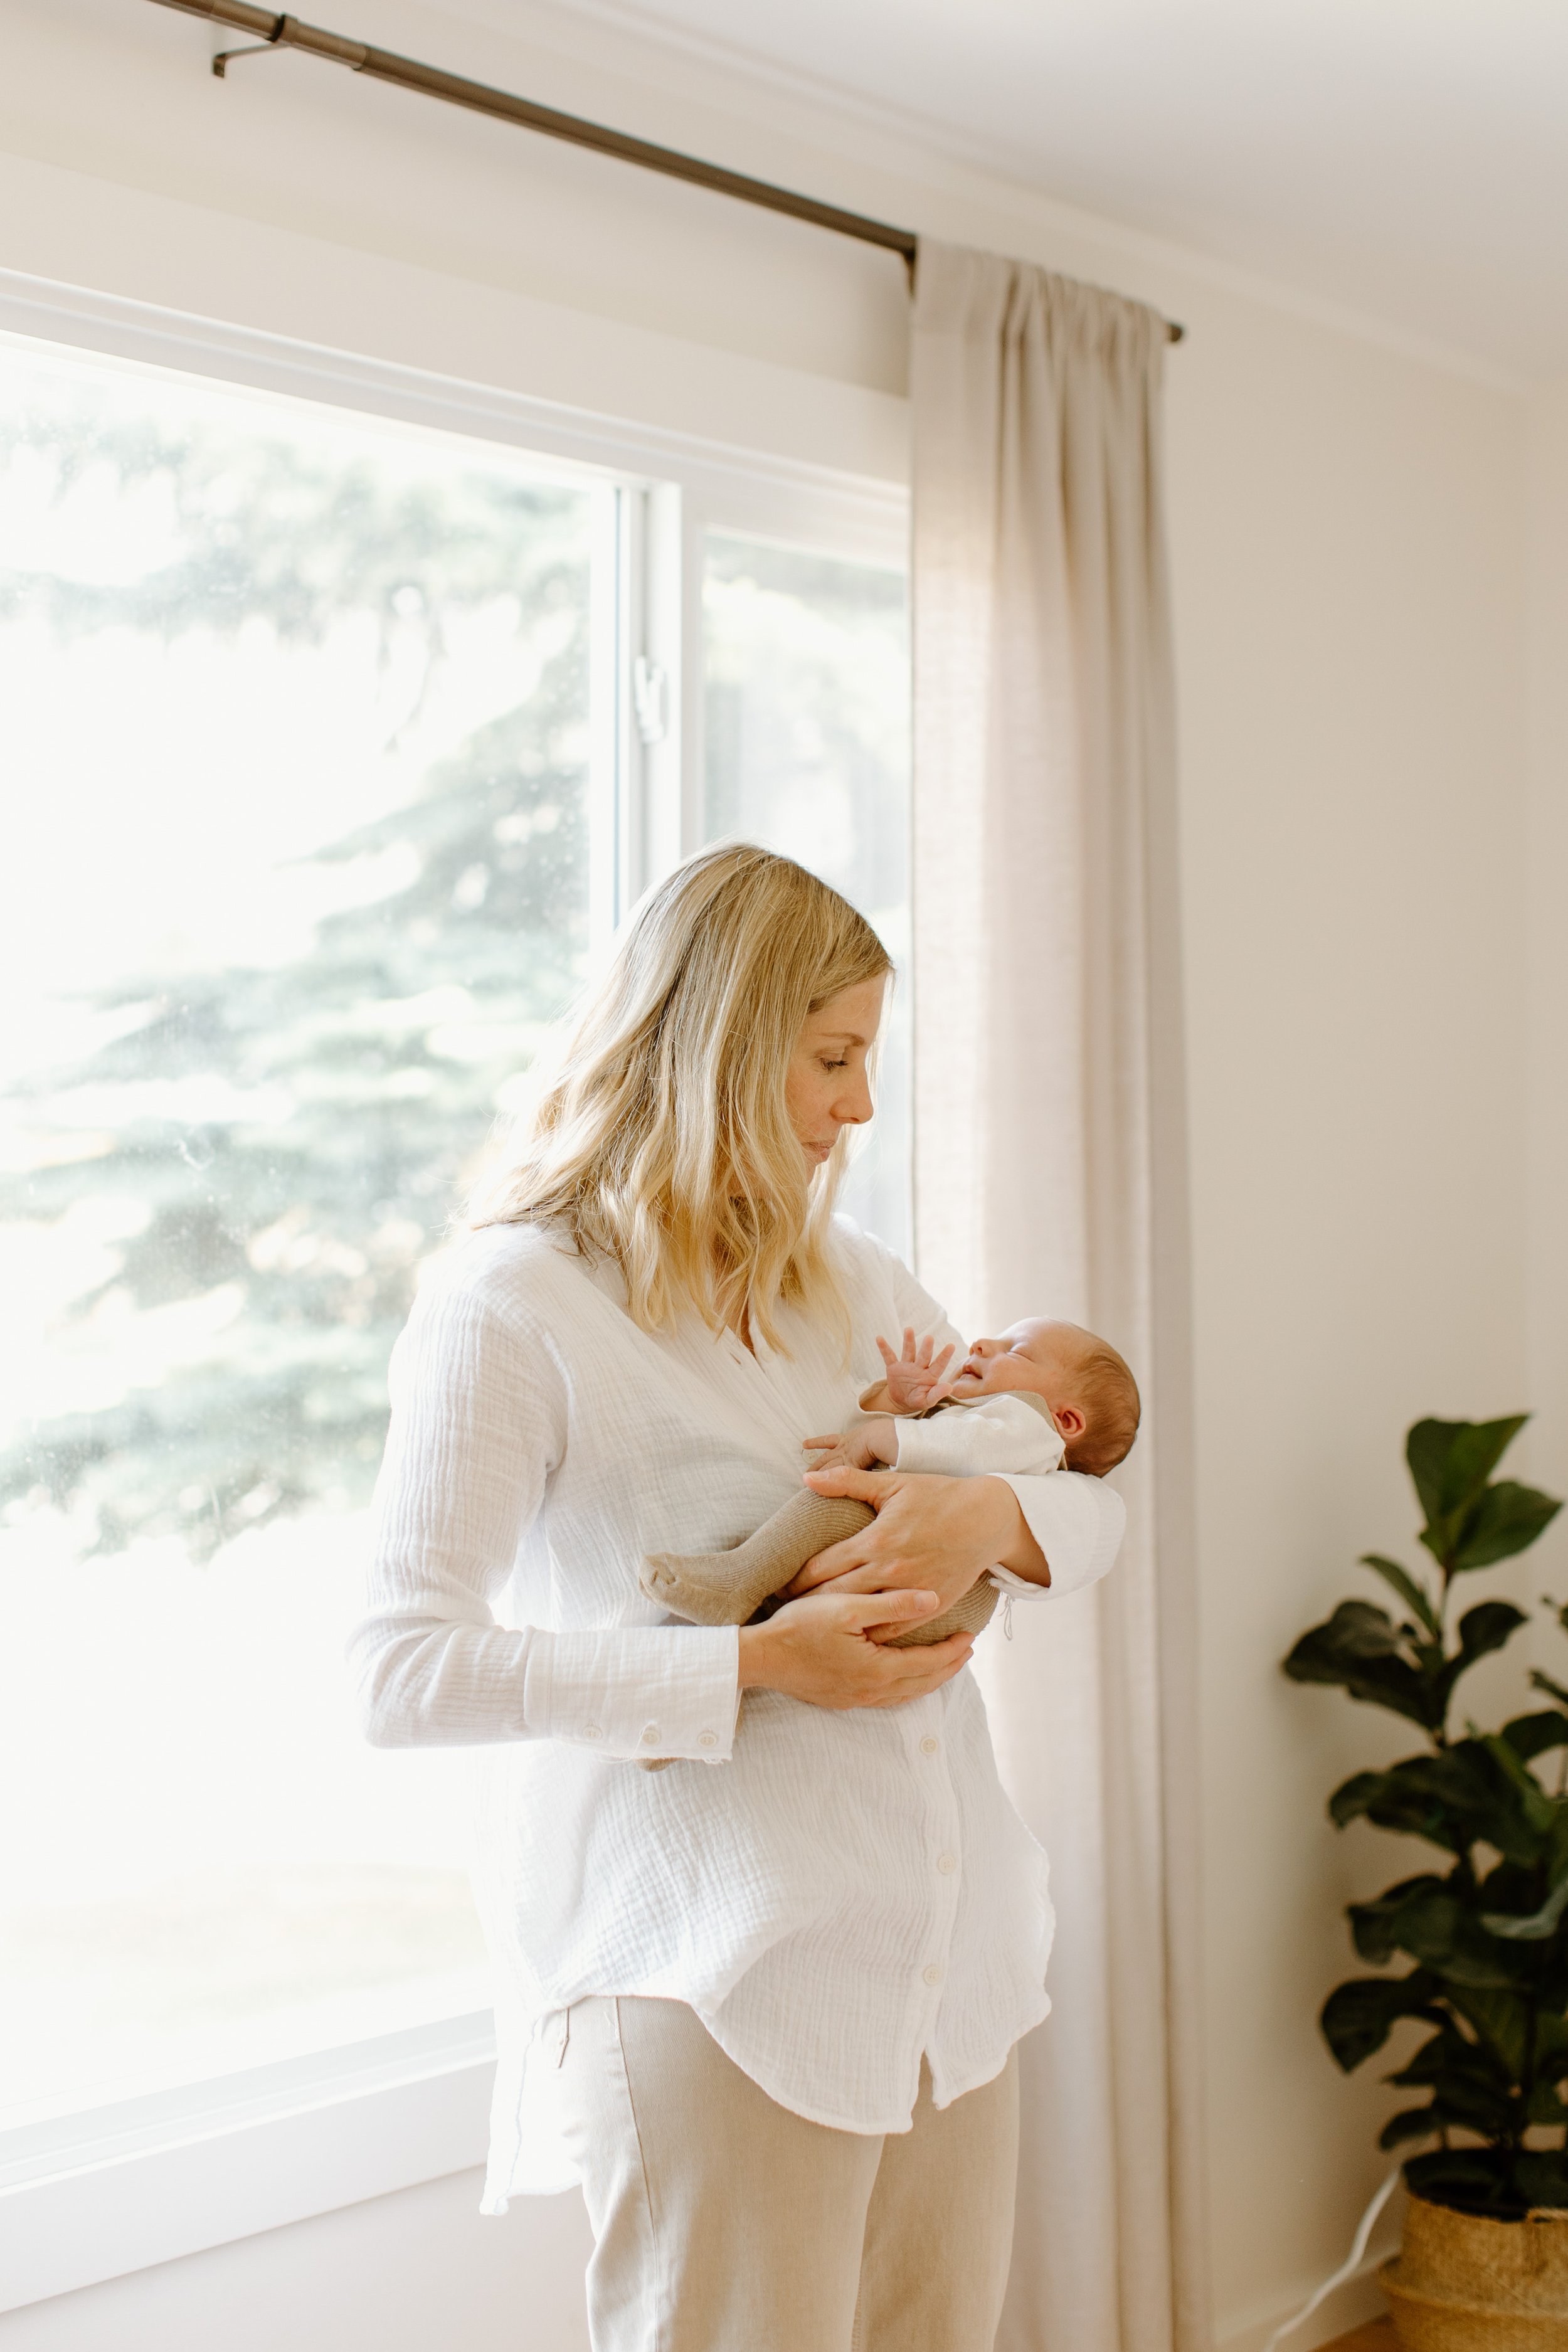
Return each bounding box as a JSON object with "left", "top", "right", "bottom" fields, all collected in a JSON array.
[{"left": 1216, "top": 2238, "right": 1397, "bottom": 2352}]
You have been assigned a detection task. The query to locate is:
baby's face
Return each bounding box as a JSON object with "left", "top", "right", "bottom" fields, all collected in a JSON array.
[{"left": 947, "top": 1318, "right": 1089, "bottom": 1426}]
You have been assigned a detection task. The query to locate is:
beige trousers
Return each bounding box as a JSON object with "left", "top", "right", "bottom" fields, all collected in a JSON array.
[{"left": 553, "top": 1995, "right": 1020, "bottom": 2352}]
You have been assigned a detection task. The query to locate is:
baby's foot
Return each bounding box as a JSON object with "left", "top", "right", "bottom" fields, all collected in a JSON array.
[{"left": 640, "top": 1544, "right": 763, "bottom": 1627}]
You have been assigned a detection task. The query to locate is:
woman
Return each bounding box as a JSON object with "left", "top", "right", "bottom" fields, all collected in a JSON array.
[{"left": 352, "top": 844, "right": 1124, "bottom": 2352}]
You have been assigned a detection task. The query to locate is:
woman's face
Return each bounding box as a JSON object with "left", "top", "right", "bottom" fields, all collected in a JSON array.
[{"left": 784, "top": 978, "right": 886, "bottom": 1170}]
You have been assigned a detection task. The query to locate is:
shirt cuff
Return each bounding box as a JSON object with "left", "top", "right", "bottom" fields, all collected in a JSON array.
[
  {"left": 522, "top": 1625, "right": 742, "bottom": 1762},
  {"left": 991, "top": 1472, "right": 1127, "bottom": 1599},
  {"left": 889, "top": 1416, "right": 941, "bottom": 1471}
]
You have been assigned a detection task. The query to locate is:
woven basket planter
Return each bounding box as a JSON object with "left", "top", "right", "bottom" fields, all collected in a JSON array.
[{"left": 1380, "top": 2193, "right": 1568, "bottom": 2349}]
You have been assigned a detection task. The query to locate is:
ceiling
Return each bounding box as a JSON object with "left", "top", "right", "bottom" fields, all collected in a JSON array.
[{"left": 548, "top": 0, "right": 1568, "bottom": 380}]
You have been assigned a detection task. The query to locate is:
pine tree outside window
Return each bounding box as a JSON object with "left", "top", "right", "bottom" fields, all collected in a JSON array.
[{"left": 0, "top": 326, "right": 911, "bottom": 2213}]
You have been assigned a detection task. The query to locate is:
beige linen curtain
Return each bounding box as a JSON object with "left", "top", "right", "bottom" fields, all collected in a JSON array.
[{"left": 909, "top": 242, "right": 1209, "bottom": 2351}]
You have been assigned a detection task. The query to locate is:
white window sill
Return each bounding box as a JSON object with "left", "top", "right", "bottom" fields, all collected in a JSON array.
[{"left": 0, "top": 2012, "right": 496, "bottom": 2314}]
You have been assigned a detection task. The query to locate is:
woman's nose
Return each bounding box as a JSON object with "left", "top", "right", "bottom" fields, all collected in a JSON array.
[{"left": 837, "top": 1073, "right": 874, "bottom": 1126}]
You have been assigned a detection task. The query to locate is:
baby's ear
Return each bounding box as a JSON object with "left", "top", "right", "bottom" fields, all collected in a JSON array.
[{"left": 1053, "top": 1403, "right": 1087, "bottom": 1439}]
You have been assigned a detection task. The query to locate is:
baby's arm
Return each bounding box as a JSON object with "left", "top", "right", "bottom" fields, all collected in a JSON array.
[
  {"left": 804, "top": 1393, "right": 1065, "bottom": 1480},
  {"left": 857, "top": 1327, "right": 961, "bottom": 1417},
  {"left": 891, "top": 1394, "right": 1066, "bottom": 1480},
  {"left": 802, "top": 1417, "right": 899, "bottom": 1471}
]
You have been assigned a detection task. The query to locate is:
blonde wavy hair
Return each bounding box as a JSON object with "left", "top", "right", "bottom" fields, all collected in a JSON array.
[{"left": 470, "top": 843, "right": 892, "bottom": 1348}]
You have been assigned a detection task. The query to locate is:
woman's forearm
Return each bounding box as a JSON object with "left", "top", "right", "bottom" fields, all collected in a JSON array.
[
  {"left": 983, "top": 1476, "right": 1051, "bottom": 1584},
  {"left": 351, "top": 1608, "right": 741, "bottom": 1761}
]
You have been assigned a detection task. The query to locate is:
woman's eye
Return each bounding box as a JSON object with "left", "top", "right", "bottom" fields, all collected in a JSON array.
[{"left": 820, "top": 1057, "right": 848, "bottom": 1072}]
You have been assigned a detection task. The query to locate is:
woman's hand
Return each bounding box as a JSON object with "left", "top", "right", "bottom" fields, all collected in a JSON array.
[
  {"left": 737, "top": 1589, "right": 975, "bottom": 1709},
  {"left": 788, "top": 1465, "right": 1049, "bottom": 1616}
]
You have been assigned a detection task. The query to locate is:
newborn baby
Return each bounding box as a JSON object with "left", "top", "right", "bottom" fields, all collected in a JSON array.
[{"left": 641, "top": 1317, "right": 1140, "bottom": 1650}]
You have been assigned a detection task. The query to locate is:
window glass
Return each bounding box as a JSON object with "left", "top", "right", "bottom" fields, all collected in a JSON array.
[
  {"left": 0, "top": 341, "right": 598, "bottom": 2126},
  {"left": 702, "top": 532, "right": 911, "bottom": 1256}
]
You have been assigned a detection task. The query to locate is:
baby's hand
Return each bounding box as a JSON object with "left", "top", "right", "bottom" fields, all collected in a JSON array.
[
  {"left": 802, "top": 1418, "right": 898, "bottom": 1472},
  {"left": 876, "top": 1328, "right": 960, "bottom": 1414}
]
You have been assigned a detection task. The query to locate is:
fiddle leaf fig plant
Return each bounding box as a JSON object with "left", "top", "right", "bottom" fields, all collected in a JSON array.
[{"left": 1283, "top": 1416, "right": 1565, "bottom": 2218}]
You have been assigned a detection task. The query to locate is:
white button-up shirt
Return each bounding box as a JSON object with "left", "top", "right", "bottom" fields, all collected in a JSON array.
[{"left": 350, "top": 1218, "right": 1125, "bottom": 2206}]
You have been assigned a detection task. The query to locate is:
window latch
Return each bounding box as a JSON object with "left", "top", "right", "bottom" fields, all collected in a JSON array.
[{"left": 633, "top": 657, "right": 668, "bottom": 747}]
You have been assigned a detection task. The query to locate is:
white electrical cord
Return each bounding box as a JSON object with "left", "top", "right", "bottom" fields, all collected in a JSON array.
[{"left": 1260, "top": 2167, "right": 1402, "bottom": 2352}]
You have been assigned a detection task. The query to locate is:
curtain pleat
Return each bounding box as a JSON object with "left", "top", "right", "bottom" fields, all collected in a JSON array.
[{"left": 909, "top": 240, "right": 1210, "bottom": 2352}]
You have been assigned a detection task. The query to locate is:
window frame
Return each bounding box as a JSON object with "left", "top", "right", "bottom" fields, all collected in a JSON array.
[{"left": 0, "top": 269, "right": 909, "bottom": 2310}]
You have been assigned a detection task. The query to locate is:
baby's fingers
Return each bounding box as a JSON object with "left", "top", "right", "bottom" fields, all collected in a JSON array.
[{"left": 801, "top": 1434, "right": 845, "bottom": 1451}]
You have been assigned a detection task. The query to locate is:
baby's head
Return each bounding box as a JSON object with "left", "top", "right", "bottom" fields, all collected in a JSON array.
[{"left": 948, "top": 1318, "right": 1140, "bottom": 1477}]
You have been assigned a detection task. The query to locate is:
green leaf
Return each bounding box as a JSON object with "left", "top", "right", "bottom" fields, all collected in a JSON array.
[
  {"left": 1526, "top": 2080, "right": 1568, "bottom": 2126},
  {"left": 1320, "top": 1972, "right": 1445, "bottom": 2072},
  {"left": 1361, "top": 1554, "right": 1441, "bottom": 1638},
  {"left": 1331, "top": 1743, "right": 1545, "bottom": 1862},
  {"left": 1450, "top": 1482, "right": 1563, "bottom": 1574},
  {"left": 1384, "top": 2090, "right": 1517, "bottom": 2146},
  {"left": 1444, "top": 1984, "right": 1534, "bottom": 2080},
  {"left": 1434, "top": 1602, "right": 1530, "bottom": 1717},
  {"left": 1349, "top": 1877, "right": 1455, "bottom": 1968},
  {"left": 1515, "top": 2151, "right": 1568, "bottom": 2210},
  {"left": 1388, "top": 2021, "right": 1515, "bottom": 2100},
  {"left": 1534, "top": 1671, "right": 1568, "bottom": 1711},
  {"left": 1345, "top": 1878, "right": 1532, "bottom": 1986},
  {"left": 1502, "top": 1710, "right": 1568, "bottom": 1764},
  {"left": 1481, "top": 1874, "right": 1568, "bottom": 1942},
  {"left": 1409, "top": 1416, "right": 1528, "bottom": 1533},
  {"left": 1330, "top": 1759, "right": 1475, "bottom": 1855},
  {"left": 1480, "top": 1733, "right": 1559, "bottom": 1840},
  {"left": 1404, "top": 2146, "right": 1520, "bottom": 2217},
  {"left": 1283, "top": 1602, "right": 1437, "bottom": 1730},
  {"left": 1379, "top": 2103, "right": 1444, "bottom": 2149}
]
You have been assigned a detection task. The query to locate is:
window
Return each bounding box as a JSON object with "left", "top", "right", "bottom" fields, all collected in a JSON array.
[
  {"left": 0, "top": 320, "right": 910, "bottom": 2225},
  {"left": 702, "top": 532, "right": 911, "bottom": 1253},
  {"left": 0, "top": 342, "right": 608, "bottom": 2136}
]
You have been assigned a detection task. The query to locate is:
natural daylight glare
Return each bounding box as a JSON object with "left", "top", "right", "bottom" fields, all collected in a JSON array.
[
  {"left": 0, "top": 341, "right": 915, "bottom": 2137},
  {"left": 0, "top": 341, "right": 602, "bottom": 2126}
]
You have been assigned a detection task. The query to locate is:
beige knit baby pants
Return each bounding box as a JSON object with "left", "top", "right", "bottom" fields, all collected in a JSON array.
[{"left": 552, "top": 1994, "right": 1019, "bottom": 2352}]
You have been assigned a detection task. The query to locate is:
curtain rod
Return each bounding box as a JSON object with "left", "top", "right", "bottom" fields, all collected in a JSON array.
[{"left": 142, "top": 0, "right": 1184, "bottom": 342}]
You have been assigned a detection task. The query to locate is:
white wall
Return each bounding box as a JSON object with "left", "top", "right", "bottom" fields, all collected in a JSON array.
[
  {"left": 1528, "top": 386, "right": 1568, "bottom": 1510},
  {"left": 0, "top": 1, "right": 1545, "bottom": 2344}
]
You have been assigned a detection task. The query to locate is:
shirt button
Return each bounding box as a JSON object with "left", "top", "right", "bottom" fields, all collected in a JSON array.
[
  {"left": 697, "top": 1730, "right": 718, "bottom": 1749},
  {"left": 583, "top": 1724, "right": 603, "bottom": 1740},
  {"left": 640, "top": 1724, "right": 660, "bottom": 1745},
  {"left": 936, "top": 1852, "right": 958, "bottom": 1875},
  {"left": 920, "top": 1735, "right": 940, "bottom": 1756},
  {"left": 923, "top": 1964, "right": 943, "bottom": 1987}
]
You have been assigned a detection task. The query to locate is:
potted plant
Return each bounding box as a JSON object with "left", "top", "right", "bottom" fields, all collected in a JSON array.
[{"left": 1283, "top": 1415, "right": 1568, "bottom": 2341}]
